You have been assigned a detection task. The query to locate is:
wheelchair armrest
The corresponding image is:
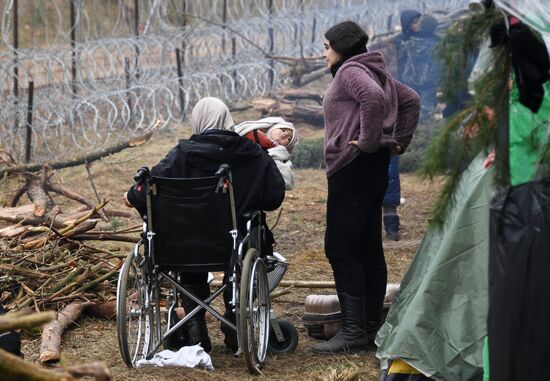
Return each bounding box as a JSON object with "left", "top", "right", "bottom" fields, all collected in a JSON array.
[{"left": 243, "top": 210, "right": 262, "bottom": 232}]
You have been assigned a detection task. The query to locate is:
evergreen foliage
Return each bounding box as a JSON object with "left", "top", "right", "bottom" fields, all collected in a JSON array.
[{"left": 419, "top": 9, "right": 510, "bottom": 227}]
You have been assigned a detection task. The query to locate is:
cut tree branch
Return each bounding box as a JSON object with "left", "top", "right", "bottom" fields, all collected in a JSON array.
[
  {"left": 39, "top": 302, "right": 94, "bottom": 363},
  {"left": 0, "top": 120, "right": 161, "bottom": 177}
]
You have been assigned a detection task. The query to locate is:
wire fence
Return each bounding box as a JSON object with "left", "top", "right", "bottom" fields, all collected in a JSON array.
[{"left": 0, "top": 0, "right": 469, "bottom": 165}]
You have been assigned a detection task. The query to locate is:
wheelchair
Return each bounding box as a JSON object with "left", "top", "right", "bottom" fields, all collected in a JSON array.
[{"left": 116, "top": 164, "right": 297, "bottom": 374}]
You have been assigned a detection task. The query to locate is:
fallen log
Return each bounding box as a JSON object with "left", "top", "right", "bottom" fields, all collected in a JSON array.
[
  {"left": 1, "top": 348, "right": 112, "bottom": 381},
  {"left": 85, "top": 300, "right": 116, "bottom": 320},
  {"left": 300, "top": 66, "right": 329, "bottom": 86},
  {"left": 0, "top": 311, "right": 55, "bottom": 331},
  {"left": 0, "top": 348, "right": 77, "bottom": 381},
  {"left": 64, "top": 362, "right": 112, "bottom": 381},
  {"left": 70, "top": 233, "right": 140, "bottom": 243},
  {"left": 211, "top": 279, "right": 335, "bottom": 288},
  {"left": 281, "top": 88, "right": 323, "bottom": 104},
  {"left": 45, "top": 183, "right": 95, "bottom": 209},
  {"left": 39, "top": 302, "right": 94, "bottom": 363},
  {"left": 252, "top": 97, "right": 324, "bottom": 126},
  {"left": 0, "top": 309, "right": 111, "bottom": 380},
  {"left": 0, "top": 120, "right": 162, "bottom": 177}
]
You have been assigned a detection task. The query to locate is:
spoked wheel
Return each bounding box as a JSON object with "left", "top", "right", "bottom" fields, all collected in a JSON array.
[
  {"left": 116, "top": 250, "right": 153, "bottom": 367},
  {"left": 239, "top": 248, "right": 270, "bottom": 374}
]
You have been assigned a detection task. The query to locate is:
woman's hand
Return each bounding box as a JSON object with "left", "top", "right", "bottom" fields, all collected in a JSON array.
[
  {"left": 391, "top": 145, "right": 403, "bottom": 155},
  {"left": 348, "top": 140, "right": 358, "bottom": 146},
  {"left": 123, "top": 192, "right": 132, "bottom": 208}
]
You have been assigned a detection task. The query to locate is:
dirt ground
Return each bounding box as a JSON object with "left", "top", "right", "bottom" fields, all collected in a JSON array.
[{"left": 9, "top": 109, "right": 443, "bottom": 380}]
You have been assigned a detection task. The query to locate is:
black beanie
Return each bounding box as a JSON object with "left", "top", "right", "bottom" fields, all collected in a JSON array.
[{"left": 324, "top": 21, "right": 369, "bottom": 59}]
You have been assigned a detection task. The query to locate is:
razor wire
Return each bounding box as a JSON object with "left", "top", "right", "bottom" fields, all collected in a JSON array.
[{"left": 0, "top": 0, "right": 469, "bottom": 165}]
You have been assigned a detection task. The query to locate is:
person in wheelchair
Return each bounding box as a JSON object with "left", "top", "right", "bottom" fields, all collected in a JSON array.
[{"left": 124, "top": 97, "right": 285, "bottom": 353}]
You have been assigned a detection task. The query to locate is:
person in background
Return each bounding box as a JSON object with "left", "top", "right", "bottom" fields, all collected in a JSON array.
[
  {"left": 382, "top": 10, "right": 441, "bottom": 241},
  {"left": 312, "top": 21, "right": 419, "bottom": 354}
]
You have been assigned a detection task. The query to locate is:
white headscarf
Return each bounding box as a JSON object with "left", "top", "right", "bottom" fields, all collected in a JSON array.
[
  {"left": 190, "top": 97, "right": 234, "bottom": 134},
  {"left": 234, "top": 117, "right": 298, "bottom": 152}
]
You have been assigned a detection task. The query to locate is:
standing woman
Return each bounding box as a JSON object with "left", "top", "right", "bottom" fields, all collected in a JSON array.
[{"left": 312, "top": 21, "right": 420, "bottom": 354}]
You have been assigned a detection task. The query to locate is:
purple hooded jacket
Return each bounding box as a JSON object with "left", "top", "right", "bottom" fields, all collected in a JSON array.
[{"left": 323, "top": 51, "right": 420, "bottom": 177}]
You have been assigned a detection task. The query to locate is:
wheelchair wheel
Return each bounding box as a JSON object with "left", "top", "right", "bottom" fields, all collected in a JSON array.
[
  {"left": 239, "top": 248, "right": 270, "bottom": 374},
  {"left": 116, "top": 251, "right": 153, "bottom": 367},
  {"left": 268, "top": 319, "right": 299, "bottom": 354}
]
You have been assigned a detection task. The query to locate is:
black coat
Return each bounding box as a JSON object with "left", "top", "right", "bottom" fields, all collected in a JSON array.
[{"left": 127, "top": 130, "right": 285, "bottom": 223}]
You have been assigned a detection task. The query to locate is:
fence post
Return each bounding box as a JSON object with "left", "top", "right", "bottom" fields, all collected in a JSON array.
[
  {"left": 13, "top": 0, "right": 19, "bottom": 138},
  {"left": 221, "top": 0, "right": 227, "bottom": 54},
  {"left": 134, "top": 0, "right": 141, "bottom": 80},
  {"left": 24, "top": 81, "right": 34, "bottom": 163},
  {"left": 299, "top": 0, "right": 304, "bottom": 57},
  {"left": 311, "top": 16, "right": 317, "bottom": 46},
  {"left": 268, "top": 0, "right": 274, "bottom": 89},
  {"left": 124, "top": 57, "right": 133, "bottom": 125},
  {"left": 181, "top": 0, "right": 188, "bottom": 67},
  {"left": 232, "top": 36, "right": 237, "bottom": 91},
  {"left": 70, "top": 0, "right": 78, "bottom": 95},
  {"left": 175, "top": 48, "right": 186, "bottom": 118}
]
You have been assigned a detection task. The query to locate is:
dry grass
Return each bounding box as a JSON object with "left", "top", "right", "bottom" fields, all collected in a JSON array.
[{"left": 10, "top": 105, "right": 442, "bottom": 380}]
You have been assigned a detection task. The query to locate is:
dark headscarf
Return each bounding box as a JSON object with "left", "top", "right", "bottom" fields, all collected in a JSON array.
[{"left": 325, "top": 21, "right": 369, "bottom": 77}]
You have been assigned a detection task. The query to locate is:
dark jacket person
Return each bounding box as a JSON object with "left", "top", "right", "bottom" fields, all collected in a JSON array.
[{"left": 125, "top": 97, "right": 285, "bottom": 354}]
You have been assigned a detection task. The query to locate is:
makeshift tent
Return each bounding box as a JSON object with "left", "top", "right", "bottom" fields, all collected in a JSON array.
[
  {"left": 376, "top": 156, "right": 494, "bottom": 381},
  {"left": 377, "top": 1, "right": 550, "bottom": 380}
]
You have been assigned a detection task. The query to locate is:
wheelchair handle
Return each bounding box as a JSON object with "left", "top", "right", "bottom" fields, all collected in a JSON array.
[
  {"left": 134, "top": 167, "right": 150, "bottom": 183},
  {"left": 133, "top": 167, "right": 150, "bottom": 191},
  {"left": 215, "top": 163, "right": 230, "bottom": 177}
]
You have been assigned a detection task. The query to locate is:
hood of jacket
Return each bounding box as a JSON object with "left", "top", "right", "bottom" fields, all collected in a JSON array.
[
  {"left": 400, "top": 10, "right": 421, "bottom": 34},
  {"left": 179, "top": 130, "right": 262, "bottom": 172},
  {"left": 344, "top": 51, "right": 390, "bottom": 89}
]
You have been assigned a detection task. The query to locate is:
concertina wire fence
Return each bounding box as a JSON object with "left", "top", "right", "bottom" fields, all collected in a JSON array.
[{"left": 0, "top": 0, "right": 468, "bottom": 165}]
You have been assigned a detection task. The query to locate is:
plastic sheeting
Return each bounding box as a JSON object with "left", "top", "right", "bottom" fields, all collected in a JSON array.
[
  {"left": 487, "top": 179, "right": 550, "bottom": 381},
  {"left": 494, "top": 0, "right": 550, "bottom": 34},
  {"left": 376, "top": 156, "right": 494, "bottom": 381}
]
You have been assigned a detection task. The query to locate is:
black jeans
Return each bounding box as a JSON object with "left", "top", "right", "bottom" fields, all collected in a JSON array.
[{"left": 325, "top": 149, "right": 390, "bottom": 299}]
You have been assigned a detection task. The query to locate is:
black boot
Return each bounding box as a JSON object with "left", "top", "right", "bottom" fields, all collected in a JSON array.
[
  {"left": 220, "top": 285, "right": 238, "bottom": 353},
  {"left": 364, "top": 293, "right": 385, "bottom": 344},
  {"left": 181, "top": 284, "right": 212, "bottom": 353},
  {"left": 311, "top": 292, "right": 371, "bottom": 354}
]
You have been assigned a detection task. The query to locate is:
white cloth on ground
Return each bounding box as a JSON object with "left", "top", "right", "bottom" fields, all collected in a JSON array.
[{"left": 135, "top": 344, "right": 214, "bottom": 371}]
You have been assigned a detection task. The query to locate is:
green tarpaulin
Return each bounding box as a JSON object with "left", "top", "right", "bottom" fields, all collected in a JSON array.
[
  {"left": 376, "top": 156, "right": 494, "bottom": 381},
  {"left": 509, "top": 81, "right": 550, "bottom": 186}
]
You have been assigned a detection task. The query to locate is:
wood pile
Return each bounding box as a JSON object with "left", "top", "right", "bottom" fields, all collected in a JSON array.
[
  {"left": 0, "top": 125, "right": 164, "bottom": 312},
  {"left": 0, "top": 165, "right": 141, "bottom": 311}
]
